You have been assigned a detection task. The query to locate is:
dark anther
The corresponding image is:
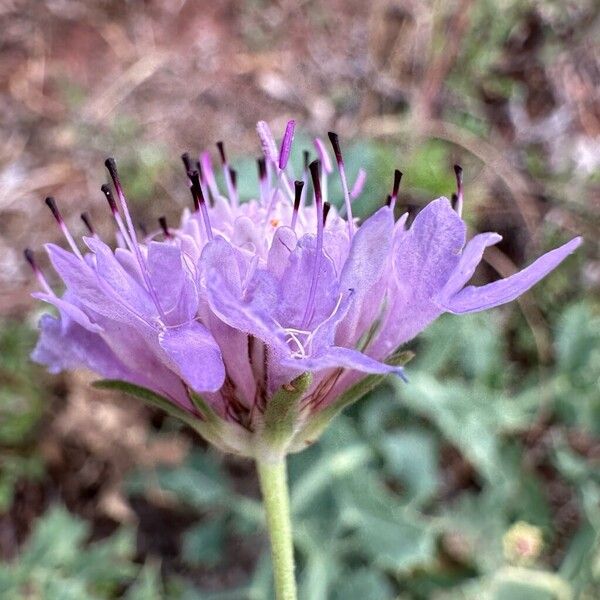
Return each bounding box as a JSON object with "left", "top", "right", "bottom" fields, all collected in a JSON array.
[
  {"left": 100, "top": 184, "right": 118, "bottom": 214},
  {"left": 257, "top": 157, "right": 267, "bottom": 180},
  {"left": 323, "top": 202, "right": 331, "bottom": 224},
  {"left": 158, "top": 216, "right": 171, "bottom": 238},
  {"left": 80, "top": 212, "right": 95, "bottom": 235},
  {"left": 293, "top": 180, "right": 304, "bottom": 212},
  {"left": 44, "top": 197, "right": 62, "bottom": 223},
  {"left": 327, "top": 132, "right": 343, "bottom": 164},
  {"left": 216, "top": 141, "right": 226, "bottom": 164},
  {"left": 308, "top": 159, "right": 322, "bottom": 201}
]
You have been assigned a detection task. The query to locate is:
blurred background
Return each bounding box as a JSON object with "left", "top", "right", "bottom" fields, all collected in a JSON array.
[{"left": 0, "top": 1, "right": 599, "bottom": 598}]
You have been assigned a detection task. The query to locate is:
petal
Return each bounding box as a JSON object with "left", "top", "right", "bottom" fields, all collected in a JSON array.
[
  {"left": 282, "top": 346, "right": 405, "bottom": 378},
  {"left": 159, "top": 321, "right": 225, "bottom": 392},
  {"left": 147, "top": 241, "right": 198, "bottom": 323},
  {"left": 338, "top": 207, "right": 394, "bottom": 341},
  {"left": 443, "top": 237, "right": 582, "bottom": 314},
  {"left": 205, "top": 269, "right": 289, "bottom": 353},
  {"left": 32, "top": 314, "right": 134, "bottom": 380},
  {"left": 84, "top": 237, "right": 155, "bottom": 317},
  {"left": 440, "top": 232, "right": 502, "bottom": 299},
  {"left": 394, "top": 197, "right": 466, "bottom": 299},
  {"left": 31, "top": 292, "right": 104, "bottom": 333},
  {"left": 340, "top": 206, "right": 394, "bottom": 291},
  {"left": 278, "top": 234, "right": 340, "bottom": 329},
  {"left": 267, "top": 226, "right": 297, "bottom": 279}
]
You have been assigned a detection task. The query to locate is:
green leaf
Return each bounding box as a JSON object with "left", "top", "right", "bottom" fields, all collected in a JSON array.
[
  {"left": 126, "top": 449, "right": 231, "bottom": 509},
  {"left": 125, "top": 563, "right": 164, "bottom": 600},
  {"left": 491, "top": 567, "right": 573, "bottom": 600},
  {"left": 379, "top": 428, "right": 440, "bottom": 506},
  {"left": 337, "top": 472, "right": 436, "bottom": 572},
  {"left": 182, "top": 517, "right": 226, "bottom": 567},
  {"left": 331, "top": 569, "right": 394, "bottom": 600}
]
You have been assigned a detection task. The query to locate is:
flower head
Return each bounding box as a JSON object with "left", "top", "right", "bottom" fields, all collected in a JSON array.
[{"left": 28, "top": 121, "right": 581, "bottom": 459}]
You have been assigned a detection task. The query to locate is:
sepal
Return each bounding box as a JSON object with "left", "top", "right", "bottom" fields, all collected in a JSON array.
[
  {"left": 255, "top": 373, "right": 312, "bottom": 462},
  {"left": 93, "top": 379, "right": 252, "bottom": 456},
  {"left": 289, "top": 350, "right": 414, "bottom": 452}
]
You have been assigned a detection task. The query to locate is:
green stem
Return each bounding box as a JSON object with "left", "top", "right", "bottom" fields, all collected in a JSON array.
[{"left": 256, "top": 459, "right": 297, "bottom": 600}]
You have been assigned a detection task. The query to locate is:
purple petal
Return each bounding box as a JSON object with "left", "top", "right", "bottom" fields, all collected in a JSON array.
[
  {"left": 440, "top": 232, "right": 502, "bottom": 299},
  {"left": 282, "top": 346, "right": 405, "bottom": 378},
  {"left": 443, "top": 237, "right": 582, "bottom": 314},
  {"left": 32, "top": 314, "right": 135, "bottom": 380},
  {"left": 338, "top": 207, "right": 394, "bottom": 341},
  {"left": 32, "top": 292, "right": 104, "bottom": 333},
  {"left": 278, "top": 234, "right": 339, "bottom": 329},
  {"left": 205, "top": 269, "right": 289, "bottom": 353},
  {"left": 84, "top": 237, "right": 155, "bottom": 317},
  {"left": 394, "top": 197, "right": 466, "bottom": 299},
  {"left": 340, "top": 207, "right": 394, "bottom": 290},
  {"left": 147, "top": 241, "right": 198, "bottom": 323},
  {"left": 159, "top": 321, "right": 225, "bottom": 392},
  {"left": 267, "top": 227, "right": 297, "bottom": 279}
]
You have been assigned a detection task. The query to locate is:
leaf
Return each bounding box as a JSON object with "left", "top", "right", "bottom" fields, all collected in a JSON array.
[
  {"left": 182, "top": 517, "right": 226, "bottom": 567},
  {"left": 491, "top": 567, "right": 573, "bottom": 600},
  {"left": 126, "top": 449, "right": 231, "bottom": 509},
  {"left": 379, "top": 428, "right": 440, "bottom": 506},
  {"left": 125, "top": 563, "right": 164, "bottom": 600},
  {"left": 337, "top": 472, "right": 437, "bottom": 572},
  {"left": 331, "top": 569, "right": 394, "bottom": 600}
]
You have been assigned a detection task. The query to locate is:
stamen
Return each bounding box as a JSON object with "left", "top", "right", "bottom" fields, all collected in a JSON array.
[
  {"left": 327, "top": 131, "right": 354, "bottom": 238},
  {"left": 303, "top": 151, "right": 310, "bottom": 172},
  {"left": 257, "top": 157, "right": 267, "bottom": 181},
  {"left": 216, "top": 141, "right": 227, "bottom": 165},
  {"left": 291, "top": 180, "right": 304, "bottom": 231},
  {"left": 158, "top": 216, "right": 171, "bottom": 239},
  {"left": 390, "top": 169, "right": 403, "bottom": 210},
  {"left": 105, "top": 157, "right": 166, "bottom": 320},
  {"left": 257, "top": 157, "right": 268, "bottom": 205},
  {"left": 453, "top": 164, "right": 464, "bottom": 217},
  {"left": 181, "top": 152, "right": 193, "bottom": 178},
  {"left": 229, "top": 167, "right": 237, "bottom": 191},
  {"left": 101, "top": 183, "right": 133, "bottom": 250},
  {"left": 301, "top": 160, "right": 324, "bottom": 328},
  {"left": 323, "top": 201, "right": 331, "bottom": 225},
  {"left": 189, "top": 170, "right": 213, "bottom": 241},
  {"left": 80, "top": 212, "right": 95, "bottom": 235},
  {"left": 256, "top": 121, "right": 279, "bottom": 165},
  {"left": 44, "top": 197, "right": 83, "bottom": 259},
  {"left": 451, "top": 193, "right": 459, "bottom": 211},
  {"left": 216, "top": 141, "right": 238, "bottom": 207},
  {"left": 385, "top": 194, "right": 392, "bottom": 207},
  {"left": 200, "top": 151, "right": 219, "bottom": 199},
  {"left": 278, "top": 120, "right": 295, "bottom": 170},
  {"left": 313, "top": 138, "right": 332, "bottom": 204},
  {"left": 24, "top": 248, "right": 53, "bottom": 295},
  {"left": 350, "top": 168, "right": 367, "bottom": 200}
]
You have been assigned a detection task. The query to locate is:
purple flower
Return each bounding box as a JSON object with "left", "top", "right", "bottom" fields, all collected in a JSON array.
[{"left": 27, "top": 121, "right": 581, "bottom": 458}]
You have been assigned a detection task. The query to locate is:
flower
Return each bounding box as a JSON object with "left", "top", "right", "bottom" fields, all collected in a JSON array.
[
  {"left": 28, "top": 121, "right": 581, "bottom": 459},
  {"left": 503, "top": 521, "right": 543, "bottom": 565}
]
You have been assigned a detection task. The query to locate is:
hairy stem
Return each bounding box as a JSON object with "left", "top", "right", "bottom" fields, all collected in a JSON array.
[{"left": 256, "top": 459, "right": 297, "bottom": 600}]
